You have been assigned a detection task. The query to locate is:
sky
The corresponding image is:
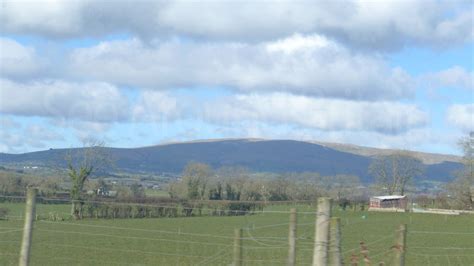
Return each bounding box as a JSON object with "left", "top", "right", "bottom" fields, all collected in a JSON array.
[{"left": 0, "top": 0, "right": 473, "bottom": 155}]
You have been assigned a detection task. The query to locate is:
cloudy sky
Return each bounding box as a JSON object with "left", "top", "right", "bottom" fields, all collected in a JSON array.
[{"left": 0, "top": 0, "right": 472, "bottom": 154}]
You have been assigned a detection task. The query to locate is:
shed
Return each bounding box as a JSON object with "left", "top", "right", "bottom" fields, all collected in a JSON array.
[{"left": 369, "top": 195, "right": 408, "bottom": 212}]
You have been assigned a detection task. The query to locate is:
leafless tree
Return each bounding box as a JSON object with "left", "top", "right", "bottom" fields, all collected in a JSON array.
[
  {"left": 66, "top": 139, "right": 110, "bottom": 219},
  {"left": 369, "top": 152, "right": 423, "bottom": 195},
  {"left": 446, "top": 132, "right": 473, "bottom": 209}
]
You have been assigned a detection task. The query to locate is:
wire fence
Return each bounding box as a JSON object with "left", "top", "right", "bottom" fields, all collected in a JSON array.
[{"left": 1, "top": 195, "right": 473, "bottom": 265}]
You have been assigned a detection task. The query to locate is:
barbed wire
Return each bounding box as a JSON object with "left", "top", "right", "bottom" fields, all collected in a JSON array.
[
  {"left": 37, "top": 226, "right": 305, "bottom": 251},
  {"left": 341, "top": 217, "right": 408, "bottom": 228},
  {"left": 244, "top": 227, "right": 289, "bottom": 248},
  {"left": 41, "top": 219, "right": 315, "bottom": 246},
  {"left": 409, "top": 230, "right": 474, "bottom": 235},
  {"left": 205, "top": 251, "right": 231, "bottom": 265},
  {"left": 29, "top": 249, "right": 150, "bottom": 266},
  {"left": 341, "top": 235, "right": 393, "bottom": 255},
  {"left": 39, "top": 220, "right": 236, "bottom": 240},
  {"left": 240, "top": 257, "right": 286, "bottom": 263},
  {"left": 241, "top": 216, "right": 314, "bottom": 244},
  {"left": 0, "top": 252, "right": 17, "bottom": 257},
  {"left": 0, "top": 229, "right": 23, "bottom": 234},
  {"left": 411, "top": 252, "right": 474, "bottom": 257},
  {"left": 410, "top": 246, "right": 474, "bottom": 250},
  {"left": 369, "top": 248, "right": 392, "bottom": 260},
  {"left": 408, "top": 253, "right": 470, "bottom": 266},
  {"left": 243, "top": 221, "right": 289, "bottom": 230},
  {"left": 195, "top": 249, "right": 229, "bottom": 266},
  {"left": 37, "top": 228, "right": 233, "bottom": 247},
  {"left": 0, "top": 226, "right": 23, "bottom": 230},
  {"left": 36, "top": 242, "right": 212, "bottom": 259}
]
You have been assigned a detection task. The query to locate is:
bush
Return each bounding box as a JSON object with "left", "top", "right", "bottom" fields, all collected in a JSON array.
[{"left": 0, "top": 207, "right": 9, "bottom": 220}]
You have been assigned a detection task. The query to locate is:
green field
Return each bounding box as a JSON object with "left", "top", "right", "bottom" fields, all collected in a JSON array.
[{"left": 1, "top": 202, "right": 473, "bottom": 265}]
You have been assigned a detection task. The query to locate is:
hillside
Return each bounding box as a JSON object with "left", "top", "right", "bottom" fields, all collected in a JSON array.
[
  {"left": 311, "top": 141, "right": 461, "bottom": 164},
  {"left": 0, "top": 139, "right": 463, "bottom": 183}
]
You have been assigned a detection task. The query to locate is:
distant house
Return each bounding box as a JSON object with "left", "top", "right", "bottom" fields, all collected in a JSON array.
[
  {"left": 96, "top": 187, "right": 117, "bottom": 197},
  {"left": 97, "top": 187, "right": 108, "bottom": 196},
  {"left": 369, "top": 195, "right": 408, "bottom": 212}
]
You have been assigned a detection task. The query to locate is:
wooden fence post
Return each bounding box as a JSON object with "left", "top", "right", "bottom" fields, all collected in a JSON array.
[
  {"left": 19, "top": 187, "right": 37, "bottom": 266},
  {"left": 233, "top": 228, "right": 242, "bottom": 266},
  {"left": 313, "top": 197, "right": 332, "bottom": 266},
  {"left": 393, "top": 224, "right": 407, "bottom": 266},
  {"left": 329, "top": 217, "right": 343, "bottom": 266},
  {"left": 288, "top": 208, "right": 297, "bottom": 266}
]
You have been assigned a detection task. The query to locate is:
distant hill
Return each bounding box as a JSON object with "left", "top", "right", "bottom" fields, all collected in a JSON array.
[
  {"left": 311, "top": 141, "right": 461, "bottom": 165},
  {"left": 0, "top": 139, "right": 463, "bottom": 183}
]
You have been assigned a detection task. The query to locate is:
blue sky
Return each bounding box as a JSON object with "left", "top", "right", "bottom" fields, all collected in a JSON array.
[{"left": 0, "top": 0, "right": 472, "bottom": 155}]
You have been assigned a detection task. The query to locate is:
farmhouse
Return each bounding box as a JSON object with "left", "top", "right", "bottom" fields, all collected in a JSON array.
[{"left": 369, "top": 195, "right": 408, "bottom": 212}]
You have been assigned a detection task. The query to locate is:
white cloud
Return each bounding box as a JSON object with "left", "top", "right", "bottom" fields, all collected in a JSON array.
[
  {"left": 0, "top": 79, "right": 185, "bottom": 124},
  {"left": 1, "top": 0, "right": 471, "bottom": 50},
  {"left": 0, "top": 0, "right": 83, "bottom": 37},
  {"left": 202, "top": 92, "right": 428, "bottom": 134},
  {"left": 132, "top": 90, "right": 181, "bottom": 121},
  {"left": 423, "top": 66, "right": 473, "bottom": 91},
  {"left": 0, "top": 120, "right": 64, "bottom": 153},
  {"left": 0, "top": 79, "right": 129, "bottom": 122},
  {"left": 26, "top": 124, "right": 63, "bottom": 143},
  {"left": 447, "top": 104, "right": 473, "bottom": 131},
  {"left": 52, "top": 119, "right": 113, "bottom": 144},
  {"left": 267, "top": 34, "right": 333, "bottom": 54},
  {"left": 69, "top": 37, "right": 413, "bottom": 100},
  {"left": 0, "top": 38, "right": 44, "bottom": 78}
]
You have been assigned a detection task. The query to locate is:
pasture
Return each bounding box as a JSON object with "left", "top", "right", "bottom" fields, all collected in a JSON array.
[{"left": 1, "top": 202, "right": 473, "bottom": 265}]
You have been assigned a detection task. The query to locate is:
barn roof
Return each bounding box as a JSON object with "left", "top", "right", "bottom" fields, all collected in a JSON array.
[{"left": 372, "top": 195, "right": 406, "bottom": 200}]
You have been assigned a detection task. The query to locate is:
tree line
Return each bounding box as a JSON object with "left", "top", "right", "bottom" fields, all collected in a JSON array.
[{"left": 168, "top": 163, "right": 365, "bottom": 203}]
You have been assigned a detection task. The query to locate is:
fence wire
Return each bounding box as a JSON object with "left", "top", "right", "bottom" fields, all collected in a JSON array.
[{"left": 0, "top": 197, "right": 473, "bottom": 265}]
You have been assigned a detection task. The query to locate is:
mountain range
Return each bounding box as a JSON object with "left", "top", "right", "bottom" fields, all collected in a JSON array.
[{"left": 0, "top": 139, "right": 463, "bottom": 183}]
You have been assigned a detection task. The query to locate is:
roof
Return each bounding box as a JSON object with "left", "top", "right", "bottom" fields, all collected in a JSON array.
[{"left": 371, "top": 195, "right": 406, "bottom": 200}]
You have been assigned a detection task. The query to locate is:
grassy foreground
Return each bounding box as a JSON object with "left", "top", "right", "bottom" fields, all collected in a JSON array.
[{"left": 1, "top": 202, "right": 473, "bottom": 265}]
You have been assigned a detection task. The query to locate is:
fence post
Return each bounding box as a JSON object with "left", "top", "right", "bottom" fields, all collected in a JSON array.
[
  {"left": 313, "top": 197, "right": 332, "bottom": 266},
  {"left": 19, "top": 187, "right": 37, "bottom": 266},
  {"left": 329, "top": 217, "right": 343, "bottom": 266},
  {"left": 288, "top": 208, "right": 297, "bottom": 266},
  {"left": 233, "top": 228, "right": 242, "bottom": 266},
  {"left": 393, "top": 224, "right": 407, "bottom": 266}
]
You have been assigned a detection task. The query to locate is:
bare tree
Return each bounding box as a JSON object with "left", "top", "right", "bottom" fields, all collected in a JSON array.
[
  {"left": 446, "top": 132, "right": 473, "bottom": 209},
  {"left": 369, "top": 152, "right": 423, "bottom": 195},
  {"left": 66, "top": 140, "right": 109, "bottom": 219},
  {"left": 460, "top": 132, "right": 474, "bottom": 179}
]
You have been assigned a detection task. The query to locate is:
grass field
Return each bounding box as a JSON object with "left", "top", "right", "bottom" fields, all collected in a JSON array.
[{"left": 1, "top": 202, "right": 473, "bottom": 265}]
